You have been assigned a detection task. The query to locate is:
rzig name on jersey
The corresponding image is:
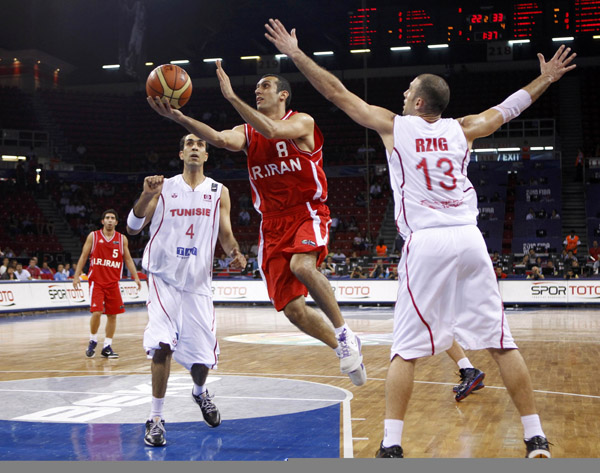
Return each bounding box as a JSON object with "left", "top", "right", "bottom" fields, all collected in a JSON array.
[
  {"left": 415, "top": 137, "right": 448, "bottom": 152},
  {"left": 177, "top": 247, "right": 198, "bottom": 258},
  {"left": 170, "top": 208, "right": 212, "bottom": 217}
]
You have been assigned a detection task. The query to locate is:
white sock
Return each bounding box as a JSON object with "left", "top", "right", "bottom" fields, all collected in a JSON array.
[
  {"left": 457, "top": 358, "right": 474, "bottom": 370},
  {"left": 192, "top": 383, "right": 205, "bottom": 397},
  {"left": 382, "top": 419, "right": 404, "bottom": 448},
  {"left": 90, "top": 334, "right": 98, "bottom": 342},
  {"left": 521, "top": 414, "right": 545, "bottom": 440},
  {"left": 103, "top": 338, "right": 112, "bottom": 348},
  {"left": 149, "top": 396, "right": 165, "bottom": 420},
  {"left": 334, "top": 323, "right": 349, "bottom": 337}
]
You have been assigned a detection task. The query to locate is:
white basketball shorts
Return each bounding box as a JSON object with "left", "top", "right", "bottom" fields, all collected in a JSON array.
[
  {"left": 144, "top": 273, "right": 219, "bottom": 370},
  {"left": 391, "top": 224, "right": 516, "bottom": 360}
]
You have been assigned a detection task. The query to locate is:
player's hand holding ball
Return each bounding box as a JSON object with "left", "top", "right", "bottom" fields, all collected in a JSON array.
[{"left": 146, "top": 64, "right": 192, "bottom": 120}]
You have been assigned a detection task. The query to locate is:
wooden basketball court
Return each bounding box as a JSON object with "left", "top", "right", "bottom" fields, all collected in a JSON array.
[{"left": 0, "top": 303, "right": 598, "bottom": 458}]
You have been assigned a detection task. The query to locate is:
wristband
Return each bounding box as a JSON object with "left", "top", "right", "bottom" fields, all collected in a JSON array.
[
  {"left": 492, "top": 89, "right": 532, "bottom": 123},
  {"left": 127, "top": 209, "right": 146, "bottom": 230}
]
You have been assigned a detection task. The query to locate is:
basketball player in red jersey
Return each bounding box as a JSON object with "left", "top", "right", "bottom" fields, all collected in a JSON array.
[
  {"left": 74, "top": 209, "right": 141, "bottom": 359},
  {"left": 265, "top": 19, "right": 575, "bottom": 458},
  {"left": 147, "top": 63, "right": 367, "bottom": 386}
]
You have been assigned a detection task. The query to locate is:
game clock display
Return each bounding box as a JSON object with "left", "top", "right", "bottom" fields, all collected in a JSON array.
[{"left": 348, "top": 1, "right": 600, "bottom": 47}]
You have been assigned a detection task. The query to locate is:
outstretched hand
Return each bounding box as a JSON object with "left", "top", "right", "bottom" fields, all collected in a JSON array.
[
  {"left": 147, "top": 96, "right": 185, "bottom": 122},
  {"left": 216, "top": 60, "right": 236, "bottom": 101},
  {"left": 538, "top": 45, "right": 577, "bottom": 83},
  {"left": 264, "top": 18, "right": 300, "bottom": 58}
]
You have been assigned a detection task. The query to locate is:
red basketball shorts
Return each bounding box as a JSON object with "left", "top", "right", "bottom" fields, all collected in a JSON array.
[
  {"left": 259, "top": 202, "right": 331, "bottom": 311},
  {"left": 89, "top": 280, "right": 125, "bottom": 315}
]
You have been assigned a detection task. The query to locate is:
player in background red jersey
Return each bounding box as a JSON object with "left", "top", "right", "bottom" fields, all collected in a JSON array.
[
  {"left": 74, "top": 209, "right": 141, "bottom": 359},
  {"left": 147, "top": 62, "right": 367, "bottom": 386}
]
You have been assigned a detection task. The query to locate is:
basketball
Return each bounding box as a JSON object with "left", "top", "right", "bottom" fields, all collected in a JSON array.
[{"left": 146, "top": 64, "right": 192, "bottom": 109}]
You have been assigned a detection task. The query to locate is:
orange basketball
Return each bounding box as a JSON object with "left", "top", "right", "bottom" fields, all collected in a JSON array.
[{"left": 146, "top": 64, "right": 192, "bottom": 109}]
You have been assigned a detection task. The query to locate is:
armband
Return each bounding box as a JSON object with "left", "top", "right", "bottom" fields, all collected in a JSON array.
[
  {"left": 127, "top": 209, "right": 146, "bottom": 231},
  {"left": 491, "top": 89, "right": 532, "bottom": 123}
]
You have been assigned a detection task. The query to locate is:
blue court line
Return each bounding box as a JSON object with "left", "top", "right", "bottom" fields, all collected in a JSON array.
[{"left": 0, "top": 404, "right": 340, "bottom": 461}]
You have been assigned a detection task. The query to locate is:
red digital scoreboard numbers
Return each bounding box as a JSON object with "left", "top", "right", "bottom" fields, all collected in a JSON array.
[
  {"left": 513, "top": 2, "right": 544, "bottom": 38},
  {"left": 348, "top": 8, "right": 377, "bottom": 48},
  {"left": 575, "top": 0, "right": 600, "bottom": 33},
  {"left": 350, "top": 2, "right": 600, "bottom": 49}
]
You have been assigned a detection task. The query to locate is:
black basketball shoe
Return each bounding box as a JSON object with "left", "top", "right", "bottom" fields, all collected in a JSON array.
[
  {"left": 455, "top": 368, "right": 485, "bottom": 401},
  {"left": 192, "top": 390, "right": 221, "bottom": 427},
  {"left": 375, "top": 442, "right": 404, "bottom": 458},
  {"left": 100, "top": 345, "right": 119, "bottom": 359},
  {"left": 144, "top": 417, "right": 166, "bottom": 447},
  {"left": 525, "top": 436, "right": 551, "bottom": 458},
  {"left": 85, "top": 340, "right": 97, "bottom": 358}
]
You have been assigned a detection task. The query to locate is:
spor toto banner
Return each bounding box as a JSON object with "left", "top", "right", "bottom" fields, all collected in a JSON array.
[
  {"left": 499, "top": 280, "right": 600, "bottom": 304},
  {"left": 0, "top": 280, "right": 149, "bottom": 313},
  {"left": 3, "top": 279, "right": 600, "bottom": 313}
]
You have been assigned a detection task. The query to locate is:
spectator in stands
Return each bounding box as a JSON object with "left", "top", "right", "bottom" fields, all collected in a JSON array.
[
  {"left": 0, "top": 257, "right": 9, "bottom": 276},
  {"left": 54, "top": 264, "right": 68, "bottom": 281},
  {"left": 64, "top": 263, "right": 75, "bottom": 278},
  {"left": 589, "top": 240, "right": 600, "bottom": 275},
  {"left": 370, "top": 180, "right": 382, "bottom": 199},
  {"left": 330, "top": 213, "right": 340, "bottom": 234},
  {"left": 387, "top": 265, "right": 398, "bottom": 280},
  {"left": 570, "top": 259, "right": 581, "bottom": 277},
  {"left": 347, "top": 216, "right": 359, "bottom": 232},
  {"left": 3, "top": 247, "right": 15, "bottom": 259},
  {"left": 217, "top": 253, "right": 231, "bottom": 269},
  {"left": 495, "top": 266, "right": 507, "bottom": 280},
  {"left": 325, "top": 256, "right": 336, "bottom": 274},
  {"left": 564, "top": 269, "right": 579, "bottom": 280},
  {"left": 15, "top": 263, "right": 31, "bottom": 281},
  {"left": 353, "top": 233, "right": 365, "bottom": 251},
  {"left": 40, "top": 262, "right": 54, "bottom": 279},
  {"left": 351, "top": 265, "right": 367, "bottom": 279},
  {"left": 375, "top": 239, "right": 388, "bottom": 257},
  {"left": 26, "top": 258, "right": 41, "bottom": 280},
  {"left": 335, "top": 257, "right": 352, "bottom": 277},
  {"left": 0, "top": 266, "right": 16, "bottom": 280},
  {"left": 550, "top": 209, "right": 560, "bottom": 219},
  {"left": 355, "top": 191, "right": 367, "bottom": 207},
  {"left": 331, "top": 249, "right": 346, "bottom": 263},
  {"left": 525, "top": 208, "right": 536, "bottom": 220},
  {"left": 238, "top": 208, "right": 251, "bottom": 226},
  {"left": 544, "top": 260, "right": 558, "bottom": 277},
  {"left": 491, "top": 251, "right": 500, "bottom": 264},
  {"left": 527, "top": 266, "right": 544, "bottom": 280},
  {"left": 564, "top": 230, "right": 581, "bottom": 255},
  {"left": 319, "top": 261, "right": 332, "bottom": 277},
  {"left": 369, "top": 259, "right": 386, "bottom": 279}
]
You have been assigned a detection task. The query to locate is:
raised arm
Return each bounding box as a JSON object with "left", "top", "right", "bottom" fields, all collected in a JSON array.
[
  {"left": 215, "top": 60, "right": 313, "bottom": 141},
  {"left": 217, "top": 186, "right": 246, "bottom": 270},
  {"left": 147, "top": 97, "right": 246, "bottom": 152},
  {"left": 265, "top": 19, "right": 395, "bottom": 144},
  {"left": 458, "top": 45, "right": 576, "bottom": 145},
  {"left": 127, "top": 175, "right": 163, "bottom": 236}
]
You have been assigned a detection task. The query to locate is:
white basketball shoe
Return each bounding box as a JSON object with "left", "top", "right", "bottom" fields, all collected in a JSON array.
[{"left": 336, "top": 328, "right": 367, "bottom": 386}]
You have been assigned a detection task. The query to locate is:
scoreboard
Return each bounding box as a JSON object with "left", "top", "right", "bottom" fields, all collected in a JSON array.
[{"left": 348, "top": 1, "right": 600, "bottom": 47}]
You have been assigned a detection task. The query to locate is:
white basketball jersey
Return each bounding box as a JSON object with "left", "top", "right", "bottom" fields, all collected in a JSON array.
[
  {"left": 142, "top": 175, "right": 222, "bottom": 295},
  {"left": 387, "top": 115, "right": 479, "bottom": 238}
]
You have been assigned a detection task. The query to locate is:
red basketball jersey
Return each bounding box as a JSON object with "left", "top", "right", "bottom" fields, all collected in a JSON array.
[
  {"left": 87, "top": 230, "right": 124, "bottom": 285},
  {"left": 245, "top": 110, "right": 327, "bottom": 214}
]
